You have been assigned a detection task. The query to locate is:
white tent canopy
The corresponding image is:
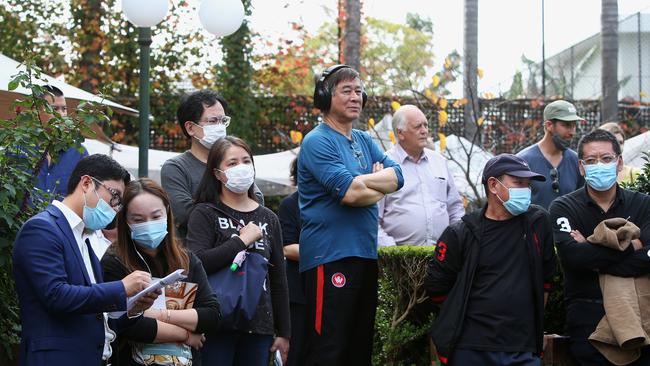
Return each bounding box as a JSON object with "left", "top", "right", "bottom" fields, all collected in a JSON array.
[
  {"left": 82, "top": 139, "right": 298, "bottom": 196},
  {"left": 0, "top": 53, "right": 137, "bottom": 117}
]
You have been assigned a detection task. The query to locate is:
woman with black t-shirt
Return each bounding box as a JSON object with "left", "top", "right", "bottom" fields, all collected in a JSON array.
[
  {"left": 186, "top": 136, "right": 290, "bottom": 366},
  {"left": 102, "top": 178, "right": 220, "bottom": 366}
]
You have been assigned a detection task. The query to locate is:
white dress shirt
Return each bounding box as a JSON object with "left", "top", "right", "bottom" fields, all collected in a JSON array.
[
  {"left": 377, "top": 144, "right": 465, "bottom": 246},
  {"left": 51, "top": 200, "right": 116, "bottom": 361}
]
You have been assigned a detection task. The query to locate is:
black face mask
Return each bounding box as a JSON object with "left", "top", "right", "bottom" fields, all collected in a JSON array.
[{"left": 552, "top": 134, "right": 570, "bottom": 152}]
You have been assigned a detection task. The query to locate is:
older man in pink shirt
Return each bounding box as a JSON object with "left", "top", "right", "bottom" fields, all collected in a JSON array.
[{"left": 378, "top": 105, "right": 465, "bottom": 247}]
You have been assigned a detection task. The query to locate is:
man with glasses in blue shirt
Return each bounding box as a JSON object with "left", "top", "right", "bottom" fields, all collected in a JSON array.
[
  {"left": 161, "top": 90, "right": 263, "bottom": 240},
  {"left": 517, "top": 100, "right": 585, "bottom": 209},
  {"left": 298, "top": 65, "right": 404, "bottom": 366},
  {"left": 550, "top": 129, "right": 650, "bottom": 365}
]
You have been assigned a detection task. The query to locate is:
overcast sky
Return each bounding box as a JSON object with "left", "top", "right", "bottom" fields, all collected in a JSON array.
[{"left": 242, "top": 0, "right": 650, "bottom": 97}]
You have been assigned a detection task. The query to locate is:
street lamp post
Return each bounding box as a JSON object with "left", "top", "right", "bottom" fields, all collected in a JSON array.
[
  {"left": 121, "top": 0, "right": 168, "bottom": 177},
  {"left": 137, "top": 27, "right": 152, "bottom": 178}
]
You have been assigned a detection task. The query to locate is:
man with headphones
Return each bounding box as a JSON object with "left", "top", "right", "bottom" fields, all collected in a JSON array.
[{"left": 298, "top": 65, "right": 404, "bottom": 365}]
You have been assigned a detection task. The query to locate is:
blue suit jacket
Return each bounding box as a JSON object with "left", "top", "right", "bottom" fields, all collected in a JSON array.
[{"left": 13, "top": 205, "right": 127, "bottom": 366}]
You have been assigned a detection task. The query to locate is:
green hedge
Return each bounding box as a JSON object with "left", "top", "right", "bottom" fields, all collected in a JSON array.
[{"left": 374, "top": 245, "right": 566, "bottom": 365}]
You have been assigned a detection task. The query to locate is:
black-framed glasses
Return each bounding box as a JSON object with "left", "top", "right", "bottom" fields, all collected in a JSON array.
[
  {"left": 90, "top": 176, "right": 122, "bottom": 209},
  {"left": 198, "top": 115, "right": 231, "bottom": 127},
  {"left": 350, "top": 139, "right": 368, "bottom": 170},
  {"left": 550, "top": 168, "right": 559, "bottom": 193}
]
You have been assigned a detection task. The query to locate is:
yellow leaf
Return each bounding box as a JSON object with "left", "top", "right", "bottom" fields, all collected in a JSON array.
[
  {"left": 477, "top": 116, "right": 485, "bottom": 126},
  {"left": 462, "top": 196, "right": 469, "bottom": 208},
  {"left": 432, "top": 75, "right": 440, "bottom": 87},
  {"left": 477, "top": 68, "right": 485, "bottom": 79},
  {"left": 424, "top": 89, "right": 432, "bottom": 98},
  {"left": 438, "top": 110, "right": 448, "bottom": 126},
  {"left": 453, "top": 100, "right": 460, "bottom": 108},
  {"left": 641, "top": 91, "right": 648, "bottom": 98},
  {"left": 368, "top": 118, "right": 375, "bottom": 129},
  {"left": 389, "top": 131, "right": 396, "bottom": 144},
  {"left": 439, "top": 98, "right": 448, "bottom": 110},
  {"left": 290, "top": 130, "right": 303, "bottom": 144},
  {"left": 391, "top": 101, "right": 401, "bottom": 112},
  {"left": 438, "top": 133, "right": 447, "bottom": 151},
  {"left": 444, "top": 57, "right": 452, "bottom": 70},
  {"left": 430, "top": 93, "right": 439, "bottom": 105}
]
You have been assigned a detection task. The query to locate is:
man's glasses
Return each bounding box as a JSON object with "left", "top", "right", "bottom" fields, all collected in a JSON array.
[
  {"left": 581, "top": 154, "right": 618, "bottom": 166},
  {"left": 350, "top": 139, "right": 368, "bottom": 170},
  {"left": 198, "top": 115, "right": 231, "bottom": 127},
  {"left": 550, "top": 168, "right": 559, "bottom": 193},
  {"left": 90, "top": 176, "right": 122, "bottom": 209}
]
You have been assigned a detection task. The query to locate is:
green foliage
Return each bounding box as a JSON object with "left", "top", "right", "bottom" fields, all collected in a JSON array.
[
  {"left": 374, "top": 246, "right": 437, "bottom": 366},
  {"left": 405, "top": 13, "right": 434, "bottom": 35},
  {"left": 0, "top": 0, "right": 68, "bottom": 75},
  {"left": 362, "top": 17, "right": 435, "bottom": 96},
  {"left": 507, "top": 71, "right": 524, "bottom": 99},
  {"left": 0, "top": 61, "right": 106, "bottom": 362},
  {"left": 622, "top": 152, "right": 650, "bottom": 194},
  {"left": 217, "top": 0, "right": 259, "bottom": 146}
]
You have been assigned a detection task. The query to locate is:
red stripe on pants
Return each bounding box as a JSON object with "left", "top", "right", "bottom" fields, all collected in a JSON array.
[{"left": 315, "top": 265, "right": 324, "bottom": 335}]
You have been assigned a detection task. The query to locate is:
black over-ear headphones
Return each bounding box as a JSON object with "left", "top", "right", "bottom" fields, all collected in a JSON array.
[{"left": 313, "top": 64, "right": 368, "bottom": 112}]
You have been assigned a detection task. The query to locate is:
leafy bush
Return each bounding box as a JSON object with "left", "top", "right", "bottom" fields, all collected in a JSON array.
[
  {"left": 374, "top": 245, "right": 567, "bottom": 365},
  {"left": 374, "top": 246, "right": 436, "bottom": 366},
  {"left": 0, "top": 61, "right": 108, "bottom": 363}
]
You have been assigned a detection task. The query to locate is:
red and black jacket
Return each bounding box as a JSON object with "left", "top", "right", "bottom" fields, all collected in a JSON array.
[{"left": 424, "top": 204, "right": 557, "bottom": 364}]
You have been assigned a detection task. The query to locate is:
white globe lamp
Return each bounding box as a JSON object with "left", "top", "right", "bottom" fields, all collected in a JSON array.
[
  {"left": 122, "top": 0, "right": 169, "bottom": 28},
  {"left": 199, "top": 0, "right": 245, "bottom": 37}
]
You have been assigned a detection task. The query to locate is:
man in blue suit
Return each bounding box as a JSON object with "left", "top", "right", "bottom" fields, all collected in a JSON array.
[{"left": 13, "top": 154, "right": 156, "bottom": 366}]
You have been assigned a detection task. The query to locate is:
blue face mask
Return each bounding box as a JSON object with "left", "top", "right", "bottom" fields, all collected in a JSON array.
[
  {"left": 496, "top": 180, "right": 531, "bottom": 216},
  {"left": 83, "top": 188, "right": 117, "bottom": 231},
  {"left": 584, "top": 162, "right": 618, "bottom": 191},
  {"left": 129, "top": 219, "right": 168, "bottom": 249}
]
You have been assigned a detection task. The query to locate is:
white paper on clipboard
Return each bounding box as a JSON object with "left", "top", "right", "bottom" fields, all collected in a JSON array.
[{"left": 127, "top": 269, "right": 186, "bottom": 311}]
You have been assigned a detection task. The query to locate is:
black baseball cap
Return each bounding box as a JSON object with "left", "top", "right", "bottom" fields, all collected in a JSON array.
[{"left": 481, "top": 154, "right": 546, "bottom": 183}]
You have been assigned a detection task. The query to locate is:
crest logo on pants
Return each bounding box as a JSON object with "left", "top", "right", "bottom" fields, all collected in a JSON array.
[{"left": 331, "top": 272, "right": 346, "bottom": 288}]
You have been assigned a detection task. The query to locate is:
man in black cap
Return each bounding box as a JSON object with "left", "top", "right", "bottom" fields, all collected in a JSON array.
[{"left": 425, "top": 153, "right": 557, "bottom": 366}]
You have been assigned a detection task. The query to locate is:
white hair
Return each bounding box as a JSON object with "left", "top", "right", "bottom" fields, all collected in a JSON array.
[{"left": 392, "top": 105, "right": 420, "bottom": 135}]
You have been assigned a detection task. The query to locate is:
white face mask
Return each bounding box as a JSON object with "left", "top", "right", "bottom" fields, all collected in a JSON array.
[
  {"left": 197, "top": 124, "right": 227, "bottom": 148},
  {"left": 219, "top": 163, "right": 255, "bottom": 194}
]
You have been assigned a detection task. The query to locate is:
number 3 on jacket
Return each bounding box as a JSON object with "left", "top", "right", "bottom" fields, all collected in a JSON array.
[{"left": 556, "top": 217, "right": 572, "bottom": 233}]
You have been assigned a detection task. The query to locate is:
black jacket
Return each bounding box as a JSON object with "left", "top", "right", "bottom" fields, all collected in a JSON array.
[{"left": 424, "top": 204, "right": 557, "bottom": 362}]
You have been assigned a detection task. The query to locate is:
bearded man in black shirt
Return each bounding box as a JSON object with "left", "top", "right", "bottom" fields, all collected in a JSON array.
[
  {"left": 425, "top": 154, "right": 557, "bottom": 366},
  {"left": 549, "top": 129, "right": 650, "bottom": 365}
]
